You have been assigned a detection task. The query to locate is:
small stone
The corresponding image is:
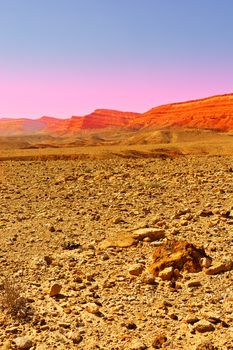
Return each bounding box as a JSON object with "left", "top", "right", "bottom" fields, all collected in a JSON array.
[
  {"left": 158, "top": 266, "right": 173, "bottom": 280},
  {"left": 140, "top": 271, "right": 155, "bottom": 284},
  {"left": 185, "top": 315, "right": 199, "bottom": 324},
  {"left": 114, "top": 217, "right": 125, "bottom": 224},
  {"left": 1, "top": 342, "right": 11, "bottom": 350},
  {"left": 132, "top": 227, "right": 165, "bottom": 241},
  {"left": 186, "top": 280, "right": 202, "bottom": 288},
  {"left": 14, "top": 337, "right": 33, "bottom": 350},
  {"left": 101, "top": 253, "right": 110, "bottom": 261},
  {"left": 126, "top": 321, "right": 137, "bottom": 330},
  {"left": 62, "top": 241, "right": 81, "bottom": 250},
  {"left": 195, "top": 341, "right": 218, "bottom": 350},
  {"left": 49, "top": 283, "right": 62, "bottom": 297},
  {"left": 192, "top": 320, "right": 215, "bottom": 333},
  {"left": 128, "top": 263, "right": 144, "bottom": 276},
  {"left": 200, "top": 257, "right": 212, "bottom": 268},
  {"left": 129, "top": 339, "right": 147, "bottom": 350},
  {"left": 6, "top": 326, "right": 20, "bottom": 333},
  {"left": 69, "top": 331, "right": 83, "bottom": 344},
  {"left": 152, "top": 334, "right": 167, "bottom": 348},
  {"left": 205, "top": 261, "right": 233, "bottom": 275},
  {"left": 85, "top": 302, "right": 100, "bottom": 315},
  {"left": 48, "top": 225, "right": 56, "bottom": 232}
]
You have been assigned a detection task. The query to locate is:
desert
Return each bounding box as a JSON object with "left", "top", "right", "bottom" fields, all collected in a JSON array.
[
  {"left": 0, "top": 94, "right": 233, "bottom": 349},
  {"left": 0, "top": 149, "right": 232, "bottom": 349}
]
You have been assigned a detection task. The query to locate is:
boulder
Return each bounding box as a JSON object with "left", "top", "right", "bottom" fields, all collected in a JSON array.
[{"left": 148, "top": 240, "right": 211, "bottom": 279}]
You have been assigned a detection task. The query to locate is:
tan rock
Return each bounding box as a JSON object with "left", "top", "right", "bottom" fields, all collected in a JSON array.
[
  {"left": 158, "top": 266, "right": 173, "bottom": 280},
  {"left": 14, "top": 337, "right": 33, "bottom": 350},
  {"left": 148, "top": 240, "right": 211, "bottom": 278},
  {"left": 140, "top": 271, "right": 155, "bottom": 284},
  {"left": 205, "top": 261, "right": 233, "bottom": 275},
  {"left": 200, "top": 257, "right": 212, "bottom": 268},
  {"left": 195, "top": 341, "right": 218, "bottom": 350},
  {"left": 128, "top": 263, "right": 144, "bottom": 276},
  {"left": 85, "top": 302, "right": 100, "bottom": 315},
  {"left": 132, "top": 227, "right": 165, "bottom": 241},
  {"left": 152, "top": 334, "right": 167, "bottom": 348},
  {"left": 129, "top": 339, "right": 147, "bottom": 350},
  {"left": 192, "top": 320, "right": 215, "bottom": 333},
  {"left": 49, "top": 283, "right": 62, "bottom": 297},
  {"left": 99, "top": 233, "right": 136, "bottom": 249},
  {"left": 0, "top": 342, "right": 11, "bottom": 350}
]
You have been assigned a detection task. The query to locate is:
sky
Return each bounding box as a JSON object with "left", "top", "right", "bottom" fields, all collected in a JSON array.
[{"left": 0, "top": 0, "right": 233, "bottom": 118}]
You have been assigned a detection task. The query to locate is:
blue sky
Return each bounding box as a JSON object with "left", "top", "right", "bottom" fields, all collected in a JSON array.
[{"left": 0, "top": 0, "right": 232, "bottom": 117}]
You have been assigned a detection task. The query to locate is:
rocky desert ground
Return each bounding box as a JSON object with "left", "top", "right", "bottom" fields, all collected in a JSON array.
[{"left": 0, "top": 154, "right": 232, "bottom": 349}]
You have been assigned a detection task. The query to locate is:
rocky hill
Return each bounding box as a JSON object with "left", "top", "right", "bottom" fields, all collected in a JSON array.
[
  {"left": 134, "top": 93, "right": 233, "bottom": 131},
  {"left": 0, "top": 93, "right": 233, "bottom": 138}
]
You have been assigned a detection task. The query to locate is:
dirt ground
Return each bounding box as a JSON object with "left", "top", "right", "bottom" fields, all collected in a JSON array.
[{"left": 0, "top": 155, "right": 232, "bottom": 349}]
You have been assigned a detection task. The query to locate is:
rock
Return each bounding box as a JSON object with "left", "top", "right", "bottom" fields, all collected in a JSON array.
[
  {"left": 48, "top": 225, "right": 55, "bottom": 232},
  {"left": 195, "top": 341, "right": 218, "bottom": 350},
  {"left": 69, "top": 331, "right": 83, "bottom": 344},
  {"left": 148, "top": 240, "right": 212, "bottom": 278},
  {"left": 186, "top": 280, "right": 202, "bottom": 287},
  {"left": 192, "top": 320, "right": 215, "bottom": 333},
  {"left": 205, "top": 261, "right": 233, "bottom": 275},
  {"left": 128, "top": 263, "right": 144, "bottom": 276},
  {"left": 1, "top": 342, "right": 11, "bottom": 350},
  {"left": 151, "top": 334, "right": 167, "bottom": 348},
  {"left": 49, "top": 283, "right": 62, "bottom": 297},
  {"left": 132, "top": 228, "right": 165, "bottom": 241},
  {"left": 200, "top": 257, "right": 212, "bottom": 268},
  {"left": 158, "top": 266, "right": 173, "bottom": 280},
  {"left": 85, "top": 302, "right": 100, "bottom": 315},
  {"left": 140, "top": 271, "right": 155, "bottom": 284},
  {"left": 99, "top": 233, "right": 136, "bottom": 249},
  {"left": 125, "top": 321, "right": 137, "bottom": 330},
  {"left": 129, "top": 339, "right": 147, "bottom": 350},
  {"left": 62, "top": 241, "right": 81, "bottom": 250},
  {"left": 185, "top": 315, "right": 199, "bottom": 324},
  {"left": 14, "top": 337, "right": 33, "bottom": 350}
]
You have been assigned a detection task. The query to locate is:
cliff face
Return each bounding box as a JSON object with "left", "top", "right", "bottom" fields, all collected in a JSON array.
[
  {"left": 0, "top": 93, "right": 233, "bottom": 136},
  {"left": 81, "top": 109, "right": 140, "bottom": 129},
  {"left": 132, "top": 94, "right": 233, "bottom": 131}
]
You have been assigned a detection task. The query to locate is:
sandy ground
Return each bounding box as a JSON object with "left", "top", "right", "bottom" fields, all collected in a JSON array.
[{"left": 0, "top": 155, "right": 232, "bottom": 349}]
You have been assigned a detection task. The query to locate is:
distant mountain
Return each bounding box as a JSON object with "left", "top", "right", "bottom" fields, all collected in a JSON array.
[
  {"left": 0, "top": 93, "right": 232, "bottom": 137},
  {"left": 134, "top": 93, "right": 233, "bottom": 132}
]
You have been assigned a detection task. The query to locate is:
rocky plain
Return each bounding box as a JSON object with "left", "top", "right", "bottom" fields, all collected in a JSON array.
[{"left": 0, "top": 153, "right": 232, "bottom": 350}]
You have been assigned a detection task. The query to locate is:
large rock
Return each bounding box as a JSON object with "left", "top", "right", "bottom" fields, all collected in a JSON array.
[
  {"left": 205, "top": 261, "right": 233, "bottom": 275},
  {"left": 132, "top": 228, "right": 165, "bottom": 241},
  {"left": 148, "top": 240, "right": 211, "bottom": 279}
]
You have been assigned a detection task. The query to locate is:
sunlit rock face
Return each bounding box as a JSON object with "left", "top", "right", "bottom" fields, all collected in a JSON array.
[
  {"left": 0, "top": 93, "right": 233, "bottom": 136},
  {"left": 81, "top": 109, "right": 140, "bottom": 129},
  {"left": 132, "top": 94, "right": 233, "bottom": 131}
]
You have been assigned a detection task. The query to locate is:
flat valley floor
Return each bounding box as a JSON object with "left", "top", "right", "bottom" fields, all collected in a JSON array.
[{"left": 0, "top": 155, "right": 232, "bottom": 349}]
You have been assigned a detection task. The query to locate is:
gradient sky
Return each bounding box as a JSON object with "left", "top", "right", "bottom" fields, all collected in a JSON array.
[{"left": 0, "top": 0, "right": 233, "bottom": 118}]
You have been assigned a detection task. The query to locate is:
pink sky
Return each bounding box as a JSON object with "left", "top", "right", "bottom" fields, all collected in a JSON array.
[{"left": 1, "top": 65, "right": 232, "bottom": 119}]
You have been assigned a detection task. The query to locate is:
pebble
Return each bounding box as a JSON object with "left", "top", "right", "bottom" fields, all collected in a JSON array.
[
  {"left": 132, "top": 227, "right": 165, "bottom": 241},
  {"left": 192, "top": 320, "right": 215, "bottom": 333},
  {"left": 49, "top": 283, "right": 62, "bottom": 296},
  {"left": 14, "top": 337, "right": 33, "bottom": 350},
  {"left": 186, "top": 280, "right": 202, "bottom": 288},
  {"left": 129, "top": 339, "right": 147, "bottom": 350},
  {"left": 205, "top": 261, "right": 233, "bottom": 275},
  {"left": 85, "top": 302, "right": 100, "bottom": 315},
  {"left": 158, "top": 266, "right": 173, "bottom": 280},
  {"left": 151, "top": 334, "right": 167, "bottom": 348},
  {"left": 128, "top": 263, "right": 144, "bottom": 276}
]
